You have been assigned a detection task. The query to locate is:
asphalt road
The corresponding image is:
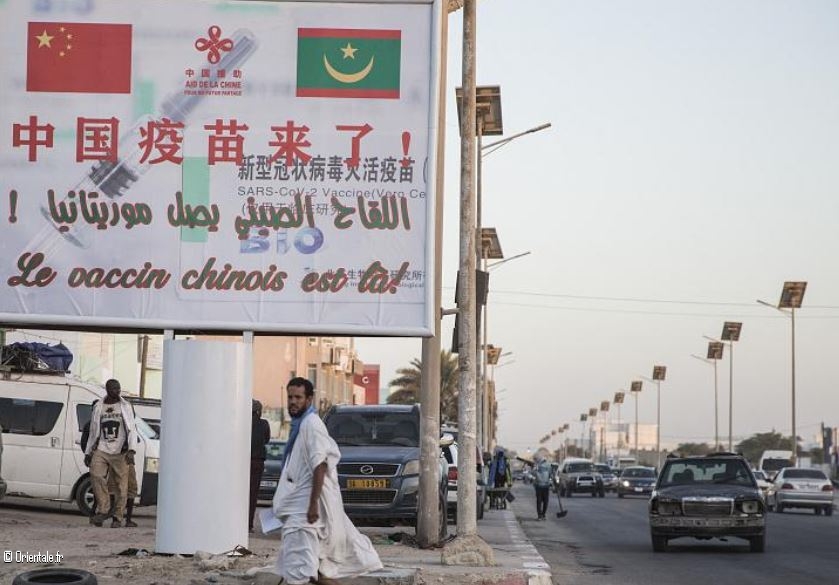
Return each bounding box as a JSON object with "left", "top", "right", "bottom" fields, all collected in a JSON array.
[{"left": 507, "top": 483, "right": 839, "bottom": 585}]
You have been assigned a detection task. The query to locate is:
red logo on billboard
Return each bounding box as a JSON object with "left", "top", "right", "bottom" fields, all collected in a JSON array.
[{"left": 195, "top": 25, "right": 233, "bottom": 64}]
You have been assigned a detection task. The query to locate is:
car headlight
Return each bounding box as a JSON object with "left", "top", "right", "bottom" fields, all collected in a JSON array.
[
  {"left": 402, "top": 460, "right": 420, "bottom": 476},
  {"left": 622, "top": 480, "right": 630, "bottom": 487},
  {"left": 740, "top": 500, "right": 761, "bottom": 514},
  {"left": 144, "top": 457, "right": 159, "bottom": 473}
]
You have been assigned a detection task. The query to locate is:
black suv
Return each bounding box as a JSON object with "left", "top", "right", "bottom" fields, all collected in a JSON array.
[
  {"left": 324, "top": 404, "right": 447, "bottom": 538},
  {"left": 649, "top": 453, "right": 766, "bottom": 553}
]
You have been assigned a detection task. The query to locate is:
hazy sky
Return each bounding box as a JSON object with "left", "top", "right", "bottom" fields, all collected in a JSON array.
[{"left": 356, "top": 0, "right": 839, "bottom": 453}]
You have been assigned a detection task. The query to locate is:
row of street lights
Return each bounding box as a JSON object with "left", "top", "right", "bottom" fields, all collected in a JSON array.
[{"left": 538, "top": 280, "right": 807, "bottom": 469}]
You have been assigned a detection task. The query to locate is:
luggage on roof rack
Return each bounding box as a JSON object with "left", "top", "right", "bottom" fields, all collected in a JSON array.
[{"left": 0, "top": 342, "right": 73, "bottom": 374}]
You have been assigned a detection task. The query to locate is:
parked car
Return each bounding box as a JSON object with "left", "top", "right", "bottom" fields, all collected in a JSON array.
[
  {"left": 257, "top": 440, "right": 286, "bottom": 502},
  {"left": 441, "top": 440, "right": 486, "bottom": 521},
  {"left": 0, "top": 373, "right": 159, "bottom": 515},
  {"left": 323, "top": 404, "right": 448, "bottom": 539},
  {"left": 556, "top": 457, "right": 605, "bottom": 497},
  {"left": 617, "top": 466, "right": 657, "bottom": 498},
  {"left": 648, "top": 453, "right": 766, "bottom": 553},
  {"left": 767, "top": 467, "right": 834, "bottom": 515},
  {"left": 594, "top": 464, "right": 618, "bottom": 492}
]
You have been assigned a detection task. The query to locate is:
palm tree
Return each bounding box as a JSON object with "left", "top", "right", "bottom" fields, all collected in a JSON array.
[{"left": 387, "top": 350, "right": 459, "bottom": 422}]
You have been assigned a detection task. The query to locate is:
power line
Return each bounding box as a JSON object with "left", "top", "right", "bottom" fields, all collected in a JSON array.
[{"left": 487, "top": 301, "right": 839, "bottom": 319}]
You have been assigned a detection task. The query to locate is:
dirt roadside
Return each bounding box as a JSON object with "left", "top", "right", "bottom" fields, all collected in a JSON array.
[{"left": 1, "top": 502, "right": 335, "bottom": 584}]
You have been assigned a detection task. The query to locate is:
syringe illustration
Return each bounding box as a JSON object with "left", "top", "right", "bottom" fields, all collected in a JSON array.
[{"left": 31, "top": 28, "right": 258, "bottom": 254}]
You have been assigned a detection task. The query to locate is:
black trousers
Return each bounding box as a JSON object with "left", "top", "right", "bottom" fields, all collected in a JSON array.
[
  {"left": 249, "top": 459, "right": 264, "bottom": 530},
  {"left": 535, "top": 486, "right": 550, "bottom": 517}
]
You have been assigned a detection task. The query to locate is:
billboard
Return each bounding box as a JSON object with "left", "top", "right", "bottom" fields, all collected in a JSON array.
[{"left": 0, "top": 0, "right": 442, "bottom": 335}]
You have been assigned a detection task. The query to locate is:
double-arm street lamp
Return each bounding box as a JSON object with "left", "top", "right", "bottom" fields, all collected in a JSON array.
[
  {"left": 707, "top": 322, "right": 742, "bottom": 451},
  {"left": 758, "top": 281, "right": 807, "bottom": 466}
]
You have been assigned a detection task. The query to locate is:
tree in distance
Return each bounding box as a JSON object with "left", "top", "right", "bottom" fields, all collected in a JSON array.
[{"left": 386, "top": 350, "right": 459, "bottom": 423}]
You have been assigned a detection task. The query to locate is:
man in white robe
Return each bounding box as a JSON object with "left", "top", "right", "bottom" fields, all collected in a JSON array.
[{"left": 272, "top": 377, "right": 382, "bottom": 585}]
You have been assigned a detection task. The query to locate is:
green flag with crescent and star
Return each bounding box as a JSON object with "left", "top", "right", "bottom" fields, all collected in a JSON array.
[{"left": 296, "top": 28, "right": 401, "bottom": 99}]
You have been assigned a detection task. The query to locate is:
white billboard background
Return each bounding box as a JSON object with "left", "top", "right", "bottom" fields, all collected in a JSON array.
[{"left": 0, "top": 0, "right": 439, "bottom": 335}]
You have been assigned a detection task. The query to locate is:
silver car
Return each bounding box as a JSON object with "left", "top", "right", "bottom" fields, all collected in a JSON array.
[{"left": 767, "top": 467, "right": 834, "bottom": 515}]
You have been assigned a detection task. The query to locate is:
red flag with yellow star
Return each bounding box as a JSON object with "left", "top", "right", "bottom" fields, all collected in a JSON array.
[{"left": 26, "top": 22, "right": 132, "bottom": 94}]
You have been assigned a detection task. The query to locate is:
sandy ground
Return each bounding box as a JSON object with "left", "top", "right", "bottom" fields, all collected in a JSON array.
[{"left": 0, "top": 500, "right": 409, "bottom": 585}]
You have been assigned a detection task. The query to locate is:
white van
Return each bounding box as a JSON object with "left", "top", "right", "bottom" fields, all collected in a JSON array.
[{"left": 0, "top": 372, "right": 159, "bottom": 515}]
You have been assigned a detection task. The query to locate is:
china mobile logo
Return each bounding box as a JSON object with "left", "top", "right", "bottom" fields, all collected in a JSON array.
[{"left": 195, "top": 25, "right": 233, "bottom": 64}]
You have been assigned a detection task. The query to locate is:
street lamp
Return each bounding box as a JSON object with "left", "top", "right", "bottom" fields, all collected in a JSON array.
[
  {"left": 579, "top": 413, "right": 588, "bottom": 457},
  {"left": 588, "top": 407, "right": 598, "bottom": 459},
  {"left": 651, "top": 366, "right": 667, "bottom": 469},
  {"left": 600, "top": 400, "right": 610, "bottom": 463},
  {"left": 630, "top": 381, "right": 642, "bottom": 461},
  {"left": 757, "top": 280, "right": 807, "bottom": 466},
  {"left": 691, "top": 340, "right": 724, "bottom": 450},
  {"left": 707, "top": 322, "right": 742, "bottom": 451},
  {"left": 614, "top": 391, "right": 625, "bottom": 462}
]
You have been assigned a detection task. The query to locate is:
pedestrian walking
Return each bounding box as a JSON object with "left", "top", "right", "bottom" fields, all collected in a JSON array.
[
  {"left": 271, "top": 377, "right": 382, "bottom": 585},
  {"left": 249, "top": 399, "right": 271, "bottom": 532},
  {"left": 84, "top": 379, "right": 138, "bottom": 528},
  {"left": 533, "top": 456, "right": 552, "bottom": 520}
]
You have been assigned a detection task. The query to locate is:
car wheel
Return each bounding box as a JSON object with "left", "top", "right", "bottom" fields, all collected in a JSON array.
[
  {"left": 566, "top": 489, "right": 572, "bottom": 498},
  {"left": 776, "top": 503, "right": 784, "bottom": 513},
  {"left": 749, "top": 534, "right": 765, "bottom": 553},
  {"left": 825, "top": 506, "right": 833, "bottom": 517},
  {"left": 438, "top": 490, "right": 448, "bottom": 541},
  {"left": 590, "top": 492, "right": 596, "bottom": 498},
  {"left": 651, "top": 534, "right": 668, "bottom": 552},
  {"left": 598, "top": 488, "right": 605, "bottom": 498},
  {"left": 13, "top": 568, "right": 97, "bottom": 585},
  {"left": 477, "top": 498, "right": 485, "bottom": 520},
  {"left": 815, "top": 507, "right": 822, "bottom": 515},
  {"left": 618, "top": 492, "right": 624, "bottom": 499},
  {"left": 75, "top": 476, "right": 95, "bottom": 517}
]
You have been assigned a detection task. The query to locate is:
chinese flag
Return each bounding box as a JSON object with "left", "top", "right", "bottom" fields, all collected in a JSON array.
[{"left": 27, "top": 22, "right": 132, "bottom": 94}]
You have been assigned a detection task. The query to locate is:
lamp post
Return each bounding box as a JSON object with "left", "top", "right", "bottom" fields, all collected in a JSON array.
[
  {"left": 758, "top": 281, "right": 807, "bottom": 466},
  {"left": 478, "top": 227, "right": 503, "bottom": 451},
  {"left": 614, "top": 391, "right": 625, "bottom": 462},
  {"left": 691, "top": 341, "right": 724, "bottom": 450},
  {"left": 651, "top": 366, "right": 667, "bottom": 469},
  {"left": 600, "top": 401, "right": 610, "bottom": 463},
  {"left": 720, "top": 322, "right": 742, "bottom": 452},
  {"left": 579, "top": 413, "right": 588, "bottom": 457},
  {"left": 588, "top": 407, "right": 598, "bottom": 459},
  {"left": 630, "top": 381, "right": 642, "bottom": 461}
]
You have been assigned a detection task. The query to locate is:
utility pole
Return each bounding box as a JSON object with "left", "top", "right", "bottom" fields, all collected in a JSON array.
[
  {"left": 443, "top": 0, "right": 493, "bottom": 565},
  {"left": 138, "top": 334, "right": 150, "bottom": 398},
  {"left": 417, "top": 0, "right": 447, "bottom": 549},
  {"left": 455, "top": 0, "right": 478, "bottom": 537}
]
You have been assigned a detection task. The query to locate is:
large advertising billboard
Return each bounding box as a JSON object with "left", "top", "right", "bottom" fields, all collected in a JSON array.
[{"left": 0, "top": 0, "right": 441, "bottom": 335}]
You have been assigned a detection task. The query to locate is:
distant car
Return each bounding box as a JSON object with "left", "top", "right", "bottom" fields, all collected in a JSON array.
[
  {"left": 751, "top": 469, "right": 771, "bottom": 497},
  {"left": 557, "top": 458, "right": 605, "bottom": 497},
  {"left": 648, "top": 453, "right": 766, "bottom": 553},
  {"left": 323, "top": 404, "right": 448, "bottom": 539},
  {"left": 617, "top": 466, "right": 656, "bottom": 498},
  {"left": 767, "top": 467, "right": 834, "bottom": 515},
  {"left": 594, "top": 464, "right": 618, "bottom": 492},
  {"left": 257, "top": 440, "right": 286, "bottom": 502}
]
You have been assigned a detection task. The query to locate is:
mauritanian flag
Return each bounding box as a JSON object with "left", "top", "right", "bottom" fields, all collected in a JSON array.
[
  {"left": 27, "top": 22, "right": 132, "bottom": 94},
  {"left": 297, "top": 28, "right": 401, "bottom": 99}
]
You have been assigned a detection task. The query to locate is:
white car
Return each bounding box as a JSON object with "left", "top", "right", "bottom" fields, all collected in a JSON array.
[
  {"left": 441, "top": 441, "right": 486, "bottom": 521},
  {"left": 767, "top": 467, "right": 834, "bottom": 515},
  {"left": 752, "top": 469, "right": 772, "bottom": 496}
]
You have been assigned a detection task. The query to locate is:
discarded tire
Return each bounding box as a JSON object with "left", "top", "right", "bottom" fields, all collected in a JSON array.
[{"left": 13, "top": 568, "right": 97, "bottom": 584}]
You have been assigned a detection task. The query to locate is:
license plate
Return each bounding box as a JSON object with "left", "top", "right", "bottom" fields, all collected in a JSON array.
[
  {"left": 260, "top": 480, "right": 277, "bottom": 488},
  {"left": 347, "top": 479, "right": 389, "bottom": 489},
  {"left": 635, "top": 487, "right": 644, "bottom": 492}
]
